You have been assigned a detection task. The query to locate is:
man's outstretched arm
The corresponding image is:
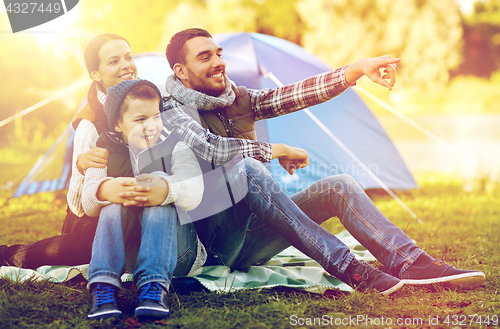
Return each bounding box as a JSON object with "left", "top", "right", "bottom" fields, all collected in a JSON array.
[
  {"left": 250, "top": 55, "right": 400, "bottom": 121},
  {"left": 162, "top": 99, "right": 273, "bottom": 165},
  {"left": 162, "top": 99, "right": 307, "bottom": 170}
]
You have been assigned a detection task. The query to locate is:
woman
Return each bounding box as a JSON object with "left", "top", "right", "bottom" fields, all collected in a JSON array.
[
  {"left": 65, "top": 33, "right": 139, "bottom": 232},
  {"left": 1, "top": 34, "right": 204, "bottom": 276}
]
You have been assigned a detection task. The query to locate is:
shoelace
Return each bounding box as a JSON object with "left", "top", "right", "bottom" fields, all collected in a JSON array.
[
  {"left": 138, "top": 282, "right": 162, "bottom": 302},
  {"left": 94, "top": 284, "right": 116, "bottom": 307},
  {"left": 351, "top": 259, "right": 372, "bottom": 282}
]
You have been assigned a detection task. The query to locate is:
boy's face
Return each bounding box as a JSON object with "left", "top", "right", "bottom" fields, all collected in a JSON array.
[{"left": 114, "top": 98, "right": 163, "bottom": 154}]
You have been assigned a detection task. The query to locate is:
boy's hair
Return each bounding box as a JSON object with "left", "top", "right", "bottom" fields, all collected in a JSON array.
[
  {"left": 104, "top": 79, "right": 162, "bottom": 131},
  {"left": 118, "top": 84, "right": 161, "bottom": 123},
  {"left": 165, "top": 28, "right": 212, "bottom": 70}
]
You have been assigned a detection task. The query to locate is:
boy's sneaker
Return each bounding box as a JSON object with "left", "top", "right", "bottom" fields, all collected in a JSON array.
[
  {"left": 88, "top": 283, "right": 122, "bottom": 320},
  {"left": 135, "top": 282, "right": 170, "bottom": 320},
  {"left": 401, "top": 254, "right": 485, "bottom": 290},
  {"left": 340, "top": 259, "right": 404, "bottom": 295}
]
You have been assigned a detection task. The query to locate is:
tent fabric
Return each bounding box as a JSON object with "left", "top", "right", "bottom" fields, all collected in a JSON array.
[
  {"left": 214, "top": 33, "right": 417, "bottom": 195},
  {"left": 12, "top": 32, "right": 416, "bottom": 199},
  {"left": 12, "top": 124, "right": 74, "bottom": 198}
]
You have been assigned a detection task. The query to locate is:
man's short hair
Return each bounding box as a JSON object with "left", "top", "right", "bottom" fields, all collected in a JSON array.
[{"left": 166, "top": 28, "right": 213, "bottom": 69}]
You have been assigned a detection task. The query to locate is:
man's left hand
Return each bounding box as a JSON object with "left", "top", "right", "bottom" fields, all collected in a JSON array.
[
  {"left": 345, "top": 55, "right": 400, "bottom": 90},
  {"left": 278, "top": 145, "right": 309, "bottom": 175}
]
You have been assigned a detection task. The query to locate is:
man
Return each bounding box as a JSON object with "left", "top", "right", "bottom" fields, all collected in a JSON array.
[{"left": 153, "top": 28, "right": 485, "bottom": 294}]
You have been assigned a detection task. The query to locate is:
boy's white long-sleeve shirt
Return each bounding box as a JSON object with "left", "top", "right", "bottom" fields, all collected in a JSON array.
[{"left": 82, "top": 141, "right": 204, "bottom": 217}]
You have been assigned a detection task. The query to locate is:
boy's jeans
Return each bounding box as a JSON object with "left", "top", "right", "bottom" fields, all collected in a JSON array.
[
  {"left": 88, "top": 204, "right": 196, "bottom": 290},
  {"left": 196, "top": 157, "right": 423, "bottom": 278}
]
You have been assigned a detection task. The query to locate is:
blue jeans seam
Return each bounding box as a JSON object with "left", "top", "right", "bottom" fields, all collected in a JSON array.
[
  {"left": 399, "top": 250, "right": 424, "bottom": 276},
  {"left": 177, "top": 248, "right": 196, "bottom": 263},
  {"left": 89, "top": 270, "right": 121, "bottom": 281},
  {"left": 232, "top": 233, "right": 251, "bottom": 269},
  {"left": 207, "top": 250, "right": 227, "bottom": 267},
  {"left": 246, "top": 173, "right": 332, "bottom": 271},
  {"left": 247, "top": 223, "right": 266, "bottom": 232},
  {"left": 332, "top": 186, "right": 414, "bottom": 264},
  {"left": 136, "top": 275, "right": 171, "bottom": 289},
  {"left": 88, "top": 271, "right": 122, "bottom": 289}
]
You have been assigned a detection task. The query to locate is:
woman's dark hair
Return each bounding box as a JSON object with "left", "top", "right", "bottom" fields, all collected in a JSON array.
[
  {"left": 165, "top": 28, "right": 212, "bottom": 70},
  {"left": 84, "top": 33, "right": 130, "bottom": 76}
]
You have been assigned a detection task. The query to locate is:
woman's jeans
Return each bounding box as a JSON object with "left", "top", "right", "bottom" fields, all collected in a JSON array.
[
  {"left": 88, "top": 204, "right": 197, "bottom": 290},
  {"left": 195, "top": 157, "right": 423, "bottom": 278}
]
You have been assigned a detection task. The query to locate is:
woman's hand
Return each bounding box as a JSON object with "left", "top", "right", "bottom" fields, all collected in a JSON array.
[{"left": 76, "top": 147, "right": 108, "bottom": 175}]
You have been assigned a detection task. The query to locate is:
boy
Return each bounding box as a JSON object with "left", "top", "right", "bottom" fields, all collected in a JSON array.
[{"left": 82, "top": 79, "right": 204, "bottom": 321}]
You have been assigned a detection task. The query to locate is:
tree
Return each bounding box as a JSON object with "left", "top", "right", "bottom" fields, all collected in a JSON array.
[
  {"left": 296, "top": 0, "right": 463, "bottom": 91},
  {"left": 157, "top": 0, "right": 305, "bottom": 51},
  {"left": 73, "top": 0, "right": 180, "bottom": 53},
  {"left": 0, "top": 33, "right": 81, "bottom": 144},
  {"left": 253, "top": 0, "right": 305, "bottom": 46},
  {"left": 453, "top": 0, "right": 500, "bottom": 77},
  {"left": 158, "top": 0, "right": 258, "bottom": 49}
]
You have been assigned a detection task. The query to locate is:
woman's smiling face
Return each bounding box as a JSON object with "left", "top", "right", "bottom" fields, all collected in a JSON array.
[{"left": 91, "top": 39, "right": 138, "bottom": 91}]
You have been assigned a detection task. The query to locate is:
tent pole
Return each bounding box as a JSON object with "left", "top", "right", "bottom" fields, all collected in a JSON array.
[
  {"left": 261, "top": 67, "right": 423, "bottom": 224},
  {"left": 0, "top": 78, "right": 87, "bottom": 129},
  {"left": 353, "top": 84, "right": 476, "bottom": 168}
]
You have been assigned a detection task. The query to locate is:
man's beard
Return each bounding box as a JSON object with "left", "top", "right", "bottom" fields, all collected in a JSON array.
[{"left": 186, "top": 67, "right": 226, "bottom": 97}]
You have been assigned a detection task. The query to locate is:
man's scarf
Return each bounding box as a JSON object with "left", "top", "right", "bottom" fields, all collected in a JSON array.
[{"left": 164, "top": 74, "right": 236, "bottom": 111}]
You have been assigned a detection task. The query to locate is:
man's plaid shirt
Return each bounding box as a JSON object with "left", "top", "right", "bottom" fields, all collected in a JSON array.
[{"left": 161, "top": 66, "right": 351, "bottom": 166}]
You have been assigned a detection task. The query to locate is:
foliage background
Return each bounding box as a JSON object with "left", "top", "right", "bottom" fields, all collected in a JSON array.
[{"left": 1, "top": 0, "right": 500, "bottom": 147}]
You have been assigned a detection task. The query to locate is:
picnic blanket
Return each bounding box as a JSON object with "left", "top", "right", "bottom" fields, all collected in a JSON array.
[{"left": 0, "top": 230, "right": 375, "bottom": 294}]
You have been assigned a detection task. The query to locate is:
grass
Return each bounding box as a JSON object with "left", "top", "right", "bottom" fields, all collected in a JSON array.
[{"left": 1, "top": 145, "right": 499, "bottom": 328}]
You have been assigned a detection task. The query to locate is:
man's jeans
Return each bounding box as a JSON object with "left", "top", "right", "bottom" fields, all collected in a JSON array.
[
  {"left": 88, "top": 204, "right": 197, "bottom": 290},
  {"left": 195, "top": 157, "right": 423, "bottom": 278}
]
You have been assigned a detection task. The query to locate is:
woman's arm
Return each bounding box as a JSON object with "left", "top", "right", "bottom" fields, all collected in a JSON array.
[
  {"left": 67, "top": 119, "right": 100, "bottom": 217},
  {"left": 76, "top": 147, "right": 108, "bottom": 175},
  {"left": 81, "top": 166, "right": 113, "bottom": 217}
]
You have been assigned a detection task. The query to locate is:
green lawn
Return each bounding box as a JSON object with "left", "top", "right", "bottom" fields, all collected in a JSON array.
[{"left": 0, "top": 145, "right": 499, "bottom": 329}]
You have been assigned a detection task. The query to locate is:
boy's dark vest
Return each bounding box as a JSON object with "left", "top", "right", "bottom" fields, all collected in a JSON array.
[
  {"left": 198, "top": 86, "right": 257, "bottom": 140},
  {"left": 96, "top": 131, "right": 178, "bottom": 178}
]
